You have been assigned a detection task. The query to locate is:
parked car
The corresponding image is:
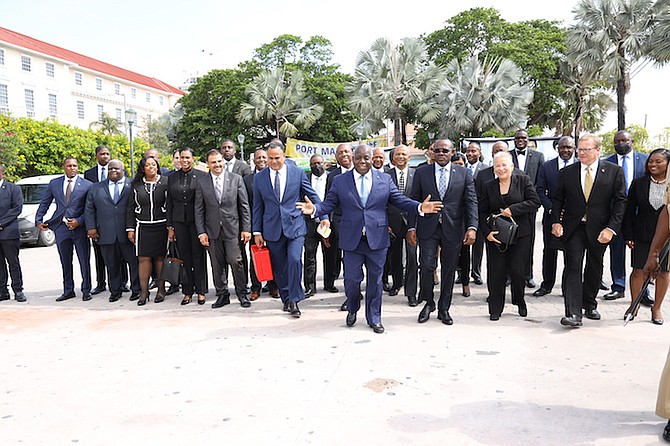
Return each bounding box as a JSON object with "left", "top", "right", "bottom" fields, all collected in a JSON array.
[{"left": 17, "top": 174, "right": 60, "bottom": 247}]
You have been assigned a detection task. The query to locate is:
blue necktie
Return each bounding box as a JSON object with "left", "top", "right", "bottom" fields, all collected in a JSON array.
[
  {"left": 564, "top": 160, "right": 568, "bottom": 168},
  {"left": 469, "top": 164, "right": 475, "bottom": 176},
  {"left": 274, "top": 171, "right": 281, "bottom": 201},
  {"left": 438, "top": 167, "right": 447, "bottom": 200},
  {"left": 622, "top": 155, "right": 629, "bottom": 193},
  {"left": 112, "top": 181, "right": 120, "bottom": 203},
  {"left": 101, "top": 166, "right": 106, "bottom": 181},
  {"left": 359, "top": 175, "right": 368, "bottom": 206}
]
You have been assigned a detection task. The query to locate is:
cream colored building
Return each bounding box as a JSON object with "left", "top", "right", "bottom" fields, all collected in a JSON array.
[{"left": 0, "top": 27, "right": 183, "bottom": 131}]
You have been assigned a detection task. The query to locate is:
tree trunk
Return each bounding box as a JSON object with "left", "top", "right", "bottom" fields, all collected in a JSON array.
[
  {"left": 393, "top": 101, "right": 402, "bottom": 146},
  {"left": 617, "top": 47, "right": 627, "bottom": 131}
]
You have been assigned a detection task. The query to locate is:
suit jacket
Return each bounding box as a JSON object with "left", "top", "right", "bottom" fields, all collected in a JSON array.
[
  {"left": 85, "top": 177, "right": 133, "bottom": 245},
  {"left": 410, "top": 163, "right": 478, "bottom": 244},
  {"left": 0, "top": 180, "right": 22, "bottom": 240},
  {"left": 467, "top": 161, "right": 488, "bottom": 179},
  {"left": 229, "top": 159, "right": 251, "bottom": 177},
  {"left": 36, "top": 176, "right": 92, "bottom": 231},
  {"left": 551, "top": 160, "right": 627, "bottom": 244},
  {"left": 166, "top": 168, "right": 206, "bottom": 226},
  {"left": 385, "top": 166, "right": 415, "bottom": 235},
  {"left": 605, "top": 151, "right": 648, "bottom": 189},
  {"left": 195, "top": 172, "right": 250, "bottom": 241},
  {"left": 623, "top": 175, "right": 665, "bottom": 242},
  {"left": 325, "top": 166, "right": 347, "bottom": 229},
  {"left": 536, "top": 158, "right": 577, "bottom": 225},
  {"left": 475, "top": 166, "right": 526, "bottom": 201},
  {"left": 479, "top": 173, "right": 541, "bottom": 239},
  {"left": 316, "top": 169, "right": 419, "bottom": 251},
  {"left": 253, "top": 164, "right": 321, "bottom": 241},
  {"left": 511, "top": 149, "right": 545, "bottom": 185},
  {"left": 84, "top": 166, "right": 102, "bottom": 183}
]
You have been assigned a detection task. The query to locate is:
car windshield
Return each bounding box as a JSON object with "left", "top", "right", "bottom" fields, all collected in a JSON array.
[{"left": 20, "top": 184, "right": 48, "bottom": 204}]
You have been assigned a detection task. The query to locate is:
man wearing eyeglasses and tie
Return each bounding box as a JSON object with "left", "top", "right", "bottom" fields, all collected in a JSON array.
[{"left": 551, "top": 133, "right": 627, "bottom": 327}]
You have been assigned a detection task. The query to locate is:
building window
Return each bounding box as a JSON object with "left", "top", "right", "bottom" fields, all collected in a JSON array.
[
  {"left": 115, "top": 108, "right": 122, "bottom": 122},
  {"left": 21, "top": 55, "right": 31, "bottom": 72},
  {"left": 114, "top": 83, "right": 120, "bottom": 95},
  {"left": 131, "top": 87, "right": 136, "bottom": 99},
  {"left": 75, "top": 72, "right": 82, "bottom": 86},
  {"left": 159, "top": 96, "right": 164, "bottom": 106},
  {"left": 48, "top": 94, "right": 58, "bottom": 118},
  {"left": 0, "top": 49, "right": 5, "bottom": 65},
  {"left": 24, "top": 89, "right": 35, "bottom": 118},
  {"left": 97, "top": 105, "right": 104, "bottom": 121},
  {"left": 96, "top": 78, "right": 102, "bottom": 91},
  {"left": 0, "top": 84, "right": 8, "bottom": 114},
  {"left": 46, "top": 62, "right": 55, "bottom": 78},
  {"left": 77, "top": 101, "right": 84, "bottom": 119},
  {"left": 145, "top": 92, "right": 151, "bottom": 103}
]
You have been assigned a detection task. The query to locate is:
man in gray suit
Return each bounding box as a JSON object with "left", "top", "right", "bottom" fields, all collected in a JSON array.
[
  {"left": 220, "top": 139, "right": 251, "bottom": 177},
  {"left": 85, "top": 159, "right": 141, "bottom": 302},
  {"left": 195, "top": 149, "right": 252, "bottom": 309}
]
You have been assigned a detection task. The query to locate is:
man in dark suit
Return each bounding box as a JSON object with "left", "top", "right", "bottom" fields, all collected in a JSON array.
[
  {"left": 36, "top": 157, "right": 93, "bottom": 301},
  {"left": 0, "top": 164, "right": 26, "bottom": 302},
  {"left": 299, "top": 144, "right": 442, "bottom": 333},
  {"left": 324, "top": 144, "right": 353, "bottom": 295},
  {"left": 84, "top": 159, "right": 141, "bottom": 302},
  {"left": 464, "top": 142, "right": 488, "bottom": 285},
  {"left": 551, "top": 133, "right": 627, "bottom": 327},
  {"left": 603, "top": 130, "right": 648, "bottom": 301},
  {"left": 385, "top": 145, "right": 419, "bottom": 306},
  {"left": 511, "top": 129, "right": 545, "bottom": 288},
  {"left": 83, "top": 144, "right": 110, "bottom": 295},
  {"left": 220, "top": 139, "right": 251, "bottom": 177},
  {"left": 303, "top": 154, "right": 328, "bottom": 298},
  {"left": 409, "top": 139, "right": 478, "bottom": 325},
  {"left": 195, "top": 150, "right": 251, "bottom": 309},
  {"left": 253, "top": 142, "right": 323, "bottom": 317}
]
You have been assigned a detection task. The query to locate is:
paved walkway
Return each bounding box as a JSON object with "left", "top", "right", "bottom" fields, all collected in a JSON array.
[{"left": 1, "top": 228, "right": 668, "bottom": 445}]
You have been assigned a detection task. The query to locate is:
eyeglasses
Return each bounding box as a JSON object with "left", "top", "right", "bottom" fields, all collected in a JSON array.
[
  {"left": 433, "top": 149, "right": 451, "bottom": 153},
  {"left": 577, "top": 147, "right": 598, "bottom": 152}
]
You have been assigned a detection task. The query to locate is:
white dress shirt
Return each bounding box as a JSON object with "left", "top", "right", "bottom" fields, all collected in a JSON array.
[
  {"left": 434, "top": 162, "right": 452, "bottom": 190},
  {"left": 63, "top": 175, "right": 77, "bottom": 195},
  {"left": 311, "top": 172, "right": 327, "bottom": 201},
  {"left": 108, "top": 177, "right": 126, "bottom": 197}
]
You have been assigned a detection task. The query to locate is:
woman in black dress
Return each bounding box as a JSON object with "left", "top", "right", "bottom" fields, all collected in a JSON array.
[
  {"left": 479, "top": 151, "right": 541, "bottom": 320},
  {"left": 624, "top": 148, "right": 670, "bottom": 324},
  {"left": 167, "top": 147, "right": 208, "bottom": 305},
  {"left": 126, "top": 156, "right": 169, "bottom": 305}
]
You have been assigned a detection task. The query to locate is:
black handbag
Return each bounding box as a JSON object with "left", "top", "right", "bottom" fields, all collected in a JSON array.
[
  {"left": 487, "top": 213, "right": 519, "bottom": 251},
  {"left": 159, "top": 241, "right": 186, "bottom": 286}
]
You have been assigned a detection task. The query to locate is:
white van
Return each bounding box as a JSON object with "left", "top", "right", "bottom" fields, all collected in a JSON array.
[{"left": 16, "top": 174, "right": 60, "bottom": 247}]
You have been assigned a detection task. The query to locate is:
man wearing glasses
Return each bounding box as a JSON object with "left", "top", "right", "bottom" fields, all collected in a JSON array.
[{"left": 551, "top": 133, "right": 627, "bottom": 327}]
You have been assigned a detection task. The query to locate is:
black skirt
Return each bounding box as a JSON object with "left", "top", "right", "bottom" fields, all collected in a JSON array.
[
  {"left": 632, "top": 240, "right": 670, "bottom": 271},
  {"left": 135, "top": 222, "right": 168, "bottom": 257}
]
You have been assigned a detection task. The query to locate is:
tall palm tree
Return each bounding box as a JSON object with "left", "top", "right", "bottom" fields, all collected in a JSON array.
[
  {"left": 237, "top": 67, "right": 323, "bottom": 138},
  {"left": 346, "top": 37, "right": 444, "bottom": 145},
  {"left": 568, "top": 0, "right": 670, "bottom": 130},
  {"left": 89, "top": 112, "right": 122, "bottom": 135},
  {"left": 435, "top": 57, "right": 533, "bottom": 137}
]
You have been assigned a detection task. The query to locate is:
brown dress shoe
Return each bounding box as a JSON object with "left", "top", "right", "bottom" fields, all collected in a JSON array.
[{"left": 250, "top": 291, "right": 260, "bottom": 301}]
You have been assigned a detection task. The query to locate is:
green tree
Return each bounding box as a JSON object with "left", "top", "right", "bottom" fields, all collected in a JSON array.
[
  {"left": 89, "top": 112, "right": 122, "bottom": 135},
  {"left": 568, "top": 0, "right": 670, "bottom": 130},
  {"left": 346, "top": 37, "right": 444, "bottom": 145},
  {"left": 141, "top": 114, "right": 173, "bottom": 151}
]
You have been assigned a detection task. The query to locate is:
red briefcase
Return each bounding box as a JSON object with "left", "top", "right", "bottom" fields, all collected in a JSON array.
[{"left": 251, "top": 245, "right": 274, "bottom": 282}]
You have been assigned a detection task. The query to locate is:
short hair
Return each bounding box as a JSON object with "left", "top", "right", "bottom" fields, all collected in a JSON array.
[
  {"left": 493, "top": 151, "right": 513, "bottom": 165},
  {"left": 205, "top": 149, "right": 221, "bottom": 162},
  {"left": 309, "top": 154, "right": 323, "bottom": 163},
  {"left": 221, "top": 139, "right": 235, "bottom": 148},
  {"left": 253, "top": 148, "right": 267, "bottom": 158},
  {"left": 451, "top": 152, "right": 467, "bottom": 164},
  {"left": 467, "top": 142, "right": 481, "bottom": 150},
  {"left": 266, "top": 141, "right": 285, "bottom": 152},
  {"left": 95, "top": 145, "right": 109, "bottom": 154},
  {"left": 178, "top": 147, "right": 194, "bottom": 157},
  {"left": 578, "top": 133, "right": 602, "bottom": 148},
  {"left": 63, "top": 156, "right": 77, "bottom": 165},
  {"left": 108, "top": 159, "right": 124, "bottom": 169}
]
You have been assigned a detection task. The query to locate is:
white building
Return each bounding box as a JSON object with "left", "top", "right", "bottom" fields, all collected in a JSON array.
[{"left": 0, "top": 26, "right": 183, "bottom": 131}]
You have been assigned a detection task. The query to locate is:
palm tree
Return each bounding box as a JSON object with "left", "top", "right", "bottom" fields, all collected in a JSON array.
[
  {"left": 346, "top": 37, "right": 444, "bottom": 145},
  {"left": 435, "top": 57, "right": 533, "bottom": 137},
  {"left": 89, "top": 112, "right": 122, "bottom": 135},
  {"left": 237, "top": 67, "right": 323, "bottom": 138},
  {"left": 568, "top": 0, "right": 670, "bottom": 130}
]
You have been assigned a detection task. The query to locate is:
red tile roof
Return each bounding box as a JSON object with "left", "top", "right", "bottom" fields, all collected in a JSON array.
[{"left": 0, "top": 27, "right": 184, "bottom": 95}]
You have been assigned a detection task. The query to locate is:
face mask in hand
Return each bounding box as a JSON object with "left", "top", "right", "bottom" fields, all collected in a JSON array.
[
  {"left": 614, "top": 143, "right": 632, "bottom": 155},
  {"left": 310, "top": 164, "right": 325, "bottom": 177}
]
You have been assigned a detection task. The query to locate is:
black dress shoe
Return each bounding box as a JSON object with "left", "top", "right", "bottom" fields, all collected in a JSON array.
[
  {"left": 304, "top": 288, "right": 316, "bottom": 298},
  {"left": 211, "top": 295, "right": 231, "bottom": 309},
  {"left": 604, "top": 290, "right": 624, "bottom": 300},
  {"left": 0, "top": 294, "right": 10, "bottom": 301},
  {"left": 324, "top": 285, "right": 339, "bottom": 293},
  {"left": 90, "top": 285, "right": 106, "bottom": 295},
  {"left": 388, "top": 288, "right": 399, "bottom": 296},
  {"left": 454, "top": 275, "right": 463, "bottom": 284},
  {"left": 584, "top": 309, "right": 601, "bottom": 320},
  {"left": 82, "top": 293, "right": 92, "bottom": 301},
  {"left": 418, "top": 303, "right": 435, "bottom": 323},
  {"left": 472, "top": 275, "right": 483, "bottom": 285},
  {"left": 270, "top": 289, "right": 280, "bottom": 298},
  {"left": 283, "top": 301, "right": 290, "bottom": 312},
  {"left": 129, "top": 293, "right": 140, "bottom": 301},
  {"left": 238, "top": 295, "right": 251, "bottom": 308},
  {"left": 370, "top": 322, "right": 385, "bottom": 334},
  {"left": 166, "top": 284, "right": 179, "bottom": 295},
  {"left": 518, "top": 304, "right": 528, "bottom": 317},
  {"left": 462, "top": 290, "right": 471, "bottom": 297},
  {"left": 383, "top": 283, "right": 392, "bottom": 292},
  {"left": 120, "top": 284, "right": 131, "bottom": 293},
  {"left": 600, "top": 281, "right": 609, "bottom": 291},
  {"left": 641, "top": 295, "right": 655, "bottom": 307},
  {"left": 346, "top": 312, "right": 357, "bottom": 327},
  {"left": 525, "top": 279, "right": 536, "bottom": 288},
  {"left": 560, "top": 315, "right": 583, "bottom": 327},
  {"left": 437, "top": 310, "right": 453, "bottom": 325},
  {"left": 262, "top": 284, "right": 270, "bottom": 292},
  {"left": 15, "top": 292, "right": 26, "bottom": 302},
  {"left": 533, "top": 288, "right": 551, "bottom": 297},
  {"left": 408, "top": 296, "right": 418, "bottom": 307},
  {"left": 340, "top": 300, "right": 348, "bottom": 311},
  {"left": 109, "top": 293, "right": 122, "bottom": 302},
  {"left": 490, "top": 314, "right": 500, "bottom": 321},
  {"left": 289, "top": 301, "right": 301, "bottom": 318},
  {"left": 663, "top": 419, "right": 670, "bottom": 441}
]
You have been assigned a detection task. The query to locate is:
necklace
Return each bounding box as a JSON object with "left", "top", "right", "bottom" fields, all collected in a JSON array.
[{"left": 651, "top": 177, "right": 667, "bottom": 184}]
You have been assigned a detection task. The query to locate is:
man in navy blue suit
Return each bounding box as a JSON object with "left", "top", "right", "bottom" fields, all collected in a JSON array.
[
  {"left": 408, "top": 139, "right": 479, "bottom": 326},
  {"left": 534, "top": 136, "right": 576, "bottom": 297},
  {"left": 603, "top": 130, "right": 648, "bottom": 301},
  {"left": 298, "top": 145, "right": 443, "bottom": 333},
  {"left": 36, "top": 156, "right": 93, "bottom": 301},
  {"left": 85, "top": 159, "right": 141, "bottom": 302},
  {"left": 253, "top": 142, "right": 324, "bottom": 318},
  {"left": 0, "top": 164, "right": 26, "bottom": 302}
]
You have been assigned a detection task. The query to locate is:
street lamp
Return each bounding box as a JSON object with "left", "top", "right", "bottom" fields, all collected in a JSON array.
[
  {"left": 125, "top": 108, "right": 137, "bottom": 175},
  {"left": 428, "top": 131, "right": 435, "bottom": 144},
  {"left": 356, "top": 125, "right": 364, "bottom": 145},
  {"left": 237, "top": 133, "right": 245, "bottom": 163}
]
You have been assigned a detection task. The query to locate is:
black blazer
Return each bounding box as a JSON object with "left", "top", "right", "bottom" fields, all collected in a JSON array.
[
  {"left": 511, "top": 149, "right": 545, "bottom": 185},
  {"left": 623, "top": 175, "right": 665, "bottom": 242},
  {"left": 126, "top": 176, "right": 169, "bottom": 228},
  {"left": 479, "top": 173, "right": 541, "bottom": 239},
  {"left": 166, "top": 168, "right": 206, "bottom": 226},
  {"left": 551, "top": 160, "right": 627, "bottom": 245}
]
